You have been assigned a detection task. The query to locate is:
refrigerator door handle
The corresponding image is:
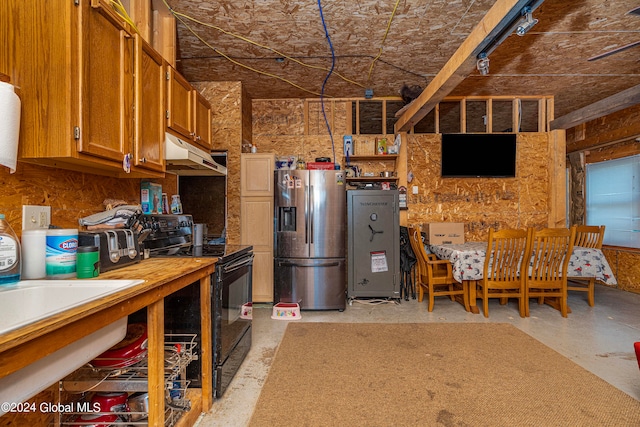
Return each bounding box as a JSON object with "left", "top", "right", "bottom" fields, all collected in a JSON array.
[
  {"left": 277, "top": 261, "right": 340, "bottom": 268},
  {"left": 309, "top": 185, "right": 314, "bottom": 244},
  {"left": 304, "top": 184, "right": 309, "bottom": 244}
]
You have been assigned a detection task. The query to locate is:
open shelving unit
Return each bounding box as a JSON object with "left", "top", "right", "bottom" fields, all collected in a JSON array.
[{"left": 345, "top": 154, "right": 399, "bottom": 184}]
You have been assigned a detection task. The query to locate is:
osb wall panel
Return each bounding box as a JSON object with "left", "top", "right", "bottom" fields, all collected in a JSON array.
[
  {"left": 0, "top": 163, "right": 176, "bottom": 239},
  {"left": 253, "top": 99, "right": 306, "bottom": 137},
  {"left": 306, "top": 100, "right": 349, "bottom": 136},
  {"left": 242, "top": 84, "right": 252, "bottom": 147},
  {"left": 193, "top": 81, "right": 243, "bottom": 244},
  {"left": 566, "top": 105, "right": 640, "bottom": 154},
  {"left": 604, "top": 249, "right": 640, "bottom": 294},
  {"left": 405, "top": 133, "right": 550, "bottom": 242},
  {"left": 253, "top": 100, "right": 357, "bottom": 165}
]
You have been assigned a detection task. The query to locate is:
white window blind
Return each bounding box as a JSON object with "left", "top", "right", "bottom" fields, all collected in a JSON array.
[{"left": 586, "top": 154, "right": 640, "bottom": 248}]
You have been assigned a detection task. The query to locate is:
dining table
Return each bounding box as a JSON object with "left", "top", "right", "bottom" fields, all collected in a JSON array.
[{"left": 428, "top": 241, "right": 617, "bottom": 314}]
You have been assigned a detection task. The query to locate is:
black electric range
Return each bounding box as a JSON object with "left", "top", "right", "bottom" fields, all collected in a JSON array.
[{"left": 140, "top": 214, "right": 253, "bottom": 398}]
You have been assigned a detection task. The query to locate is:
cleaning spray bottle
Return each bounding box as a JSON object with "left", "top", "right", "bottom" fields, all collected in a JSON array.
[{"left": 0, "top": 214, "right": 21, "bottom": 285}]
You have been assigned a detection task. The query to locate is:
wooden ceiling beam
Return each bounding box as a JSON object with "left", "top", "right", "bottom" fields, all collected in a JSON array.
[
  {"left": 550, "top": 84, "right": 640, "bottom": 130},
  {"left": 394, "top": 0, "right": 537, "bottom": 133}
]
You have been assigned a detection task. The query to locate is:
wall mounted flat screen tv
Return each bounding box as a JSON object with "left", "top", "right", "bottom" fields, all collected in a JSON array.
[{"left": 441, "top": 133, "right": 517, "bottom": 178}]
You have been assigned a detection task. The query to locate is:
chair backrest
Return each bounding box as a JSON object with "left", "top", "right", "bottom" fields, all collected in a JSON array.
[
  {"left": 483, "top": 228, "right": 529, "bottom": 283},
  {"left": 572, "top": 225, "right": 605, "bottom": 249},
  {"left": 526, "top": 227, "right": 576, "bottom": 284},
  {"left": 408, "top": 227, "right": 426, "bottom": 274}
]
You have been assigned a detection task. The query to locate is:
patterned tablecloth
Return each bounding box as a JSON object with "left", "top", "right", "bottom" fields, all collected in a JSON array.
[{"left": 428, "top": 242, "right": 617, "bottom": 285}]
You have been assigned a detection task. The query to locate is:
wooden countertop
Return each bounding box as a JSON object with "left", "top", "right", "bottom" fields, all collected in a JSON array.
[{"left": 0, "top": 257, "right": 217, "bottom": 377}]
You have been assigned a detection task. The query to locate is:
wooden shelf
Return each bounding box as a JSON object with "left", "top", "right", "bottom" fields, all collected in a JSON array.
[
  {"left": 347, "top": 154, "right": 398, "bottom": 162},
  {"left": 346, "top": 177, "right": 399, "bottom": 182}
]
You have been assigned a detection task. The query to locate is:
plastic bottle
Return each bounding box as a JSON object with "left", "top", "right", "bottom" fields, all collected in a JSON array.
[
  {"left": 170, "top": 195, "right": 183, "bottom": 214},
  {"left": 0, "top": 214, "right": 21, "bottom": 285}
]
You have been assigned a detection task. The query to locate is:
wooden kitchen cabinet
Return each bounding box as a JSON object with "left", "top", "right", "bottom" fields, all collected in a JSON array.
[
  {"left": 241, "top": 153, "right": 276, "bottom": 196},
  {"left": 1, "top": 0, "right": 166, "bottom": 178},
  {"left": 167, "top": 67, "right": 194, "bottom": 141},
  {"left": 241, "top": 153, "right": 275, "bottom": 302},
  {"left": 134, "top": 34, "right": 165, "bottom": 173},
  {"left": 194, "top": 90, "right": 213, "bottom": 150},
  {"left": 167, "top": 66, "right": 213, "bottom": 152},
  {"left": 241, "top": 197, "right": 274, "bottom": 302}
]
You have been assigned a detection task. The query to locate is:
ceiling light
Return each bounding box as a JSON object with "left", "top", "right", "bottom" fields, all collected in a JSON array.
[
  {"left": 516, "top": 6, "right": 538, "bottom": 36},
  {"left": 476, "top": 53, "right": 490, "bottom": 75}
]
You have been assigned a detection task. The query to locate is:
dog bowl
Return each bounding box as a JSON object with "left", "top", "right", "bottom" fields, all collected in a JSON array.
[{"left": 271, "top": 303, "right": 302, "bottom": 320}]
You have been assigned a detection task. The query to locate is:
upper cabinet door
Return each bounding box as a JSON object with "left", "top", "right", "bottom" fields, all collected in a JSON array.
[
  {"left": 78, "top": 0, "right": 133, "bottom": 162},
  {"left": 166, "top": 67, "right": 194, "bottom": 139},
  {"left": 193, "top": 90, "right": 212, "bottom": 151},
  {"left": 133, "top": 35, "right": 165, "bottom": 173},
  {"left": 241, "top": 154, "right": 276, "bottom": 196}
]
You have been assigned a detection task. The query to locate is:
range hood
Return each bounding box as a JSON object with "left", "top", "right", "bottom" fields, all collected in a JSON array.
[{"left": 164, "top": 133, "right": 227, "bottom": 176}]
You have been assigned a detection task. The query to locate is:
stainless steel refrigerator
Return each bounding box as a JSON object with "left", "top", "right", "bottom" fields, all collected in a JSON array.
[{"left": 274, "top": 170, "right": 346, "bottom": 310}]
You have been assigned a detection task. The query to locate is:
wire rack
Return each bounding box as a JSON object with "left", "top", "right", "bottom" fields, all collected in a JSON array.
[{"left": 57, "top": 334, "right": 198, "bottom": 426}]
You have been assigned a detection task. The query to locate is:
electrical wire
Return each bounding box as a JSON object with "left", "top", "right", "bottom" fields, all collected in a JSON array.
[
  {"left": 160, "top": 0, "right": 364, "bottom": 95},
  {"left": 167, "top": 10, "right": 324, "bottom": 97},
  {"left": 164, "top": 3, "right": 366, "bottom": 90},
  {"left": 109, "top": 0, "right": 139, "bottom": 34},
  {"left": 317, "top": 0, "right": 336, "bottom": 163},
  {"left": 367, "top": 0, "right": 401, "bottom": 82}
]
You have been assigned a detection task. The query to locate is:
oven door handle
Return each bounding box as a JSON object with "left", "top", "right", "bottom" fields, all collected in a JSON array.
[
  {"left": 221, "top": 254, "right": 254, "bottom": 273},
  {"left": 277, "top": 261, "right": 339, "bottom": 268}
]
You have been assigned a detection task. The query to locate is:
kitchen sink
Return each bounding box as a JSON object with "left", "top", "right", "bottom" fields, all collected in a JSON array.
[
  {"left": 0, "top": 279, "right": 144, "bottom": 414},
  {"left": 0, "top": 279, "right": 144, "bottom": 335}
]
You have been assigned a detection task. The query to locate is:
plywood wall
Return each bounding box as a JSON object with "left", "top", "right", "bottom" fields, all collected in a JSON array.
[
  {"left": 0, "top": 163, "right": 176, "bottom": 239},
  {"left": 404, "top": 133, "right": 551, "bottom": 241},
  {"left": 252, "top": 98, "right": 552, "bottom": 243},
  {"left": 192, "top": 81, "right": 247, "bottom": 244}
]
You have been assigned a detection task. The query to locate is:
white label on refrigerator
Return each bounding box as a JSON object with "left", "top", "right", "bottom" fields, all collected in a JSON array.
[
  {"left": 371, "top": 251, "right": 388, "bottom": 273},
  {"left": 295, "top": 178, "right": 302, "bottom": 188}
]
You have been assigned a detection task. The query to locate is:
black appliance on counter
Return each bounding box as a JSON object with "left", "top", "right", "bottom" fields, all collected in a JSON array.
[
  {"left": 78, "top": 229, "right": 141, "bottom": 272},
  {"left": 139, "top": 214, "right": 253, "bottom": 398}
]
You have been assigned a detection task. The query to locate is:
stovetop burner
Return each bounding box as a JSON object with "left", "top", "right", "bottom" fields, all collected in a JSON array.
[{"left": 141, "top": 214, "right": 252, "bottom": 262}]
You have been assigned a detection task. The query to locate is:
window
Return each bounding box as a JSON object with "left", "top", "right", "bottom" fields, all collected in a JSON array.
[{"left": 586, "top": 154, "right": 640, "bottom": 248}]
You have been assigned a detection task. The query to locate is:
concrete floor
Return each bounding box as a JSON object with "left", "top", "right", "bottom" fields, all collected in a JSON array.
[{"left": 196, "top": 285, "right": 640, "bottom": 426}]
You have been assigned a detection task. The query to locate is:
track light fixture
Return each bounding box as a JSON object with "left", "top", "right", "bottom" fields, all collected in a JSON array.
[
  {"left": 516, "top": 6, "right": 538, "bottom": 36},
  {"left": 476, "top": 52, "right": 490, "bottom": 75}
]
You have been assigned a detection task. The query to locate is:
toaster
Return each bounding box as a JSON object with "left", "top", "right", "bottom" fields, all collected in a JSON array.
[{"left": 79, "top": 229, "right": 141, "bottom": 272}]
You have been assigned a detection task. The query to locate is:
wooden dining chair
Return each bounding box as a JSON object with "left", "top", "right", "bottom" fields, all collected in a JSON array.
[
  {"left": 568, "top": 225, "right": 605, "bottom": 306},
  {"left": 524, "top": 227, "right": 576, "bottom": 318},
  {"left": 477, "top": 228, "right": 528, "bottom": 318},
  {"left": 408, "top": 227, "right": 469, "bottom": 312}
]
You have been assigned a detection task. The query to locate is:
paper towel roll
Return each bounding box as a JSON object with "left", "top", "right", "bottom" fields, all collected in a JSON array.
[
  {"left": 0, "top": 81, "right": 21, "bottom": 174},
  {"left": 22, "top": 229, "right": 47, "bottom": 279}
]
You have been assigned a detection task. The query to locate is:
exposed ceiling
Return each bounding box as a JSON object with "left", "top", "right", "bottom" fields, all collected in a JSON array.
[{"left": 166, "top": 0, "right": 640, "bottom": 121}]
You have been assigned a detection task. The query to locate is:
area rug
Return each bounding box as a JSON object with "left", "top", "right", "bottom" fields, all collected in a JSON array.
[{"left": 249, "top": 323, "right": 640, "bottom": 426}]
